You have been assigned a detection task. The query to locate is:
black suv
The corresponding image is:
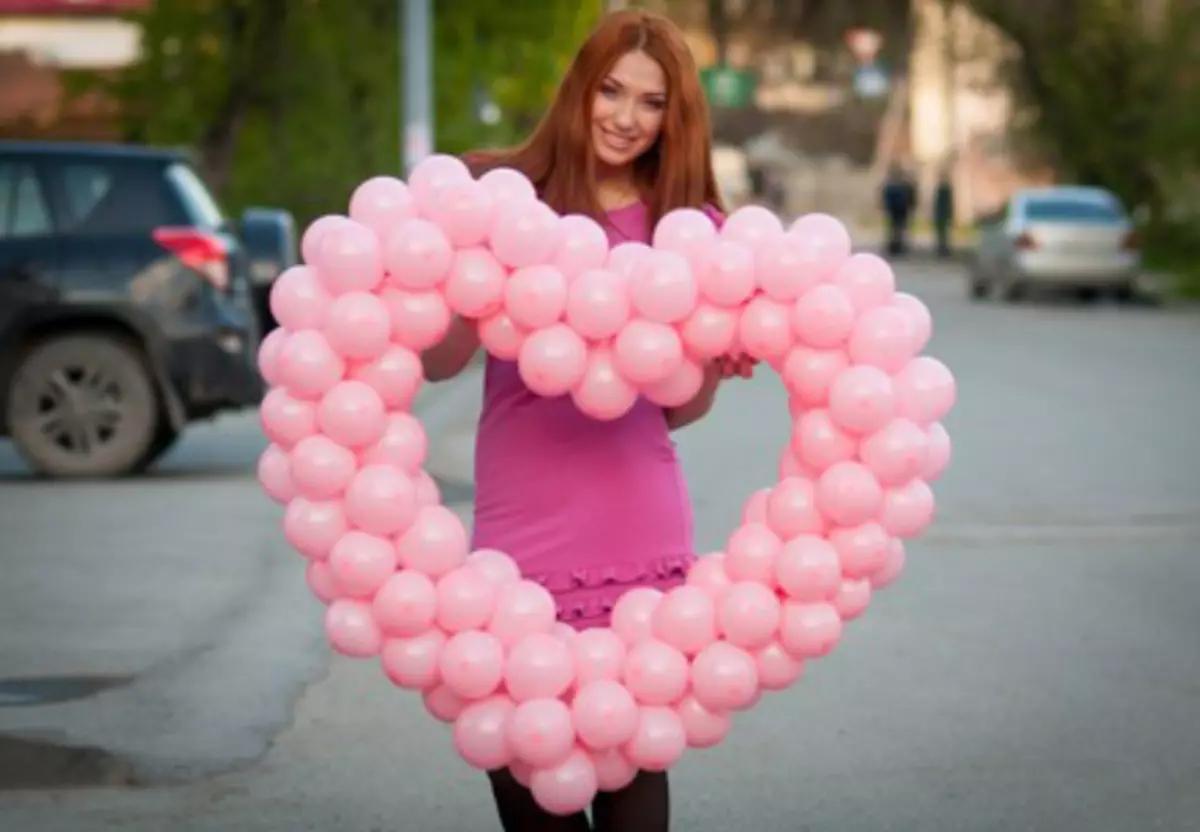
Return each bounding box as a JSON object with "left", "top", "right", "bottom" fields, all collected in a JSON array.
[{"left": 0, "top": 141, "right": 292, "bottom": 478}]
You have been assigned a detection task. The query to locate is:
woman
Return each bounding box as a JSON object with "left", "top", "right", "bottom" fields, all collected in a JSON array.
[{"left": 423, "top": 9, "right": 753, "bottom": 832}]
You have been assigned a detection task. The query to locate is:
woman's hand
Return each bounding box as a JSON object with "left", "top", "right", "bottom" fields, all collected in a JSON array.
[{"left": 714, "top": 353, "right": 758, "bottom": 380}]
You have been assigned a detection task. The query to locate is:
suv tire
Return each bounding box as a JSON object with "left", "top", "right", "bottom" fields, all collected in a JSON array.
[{"left": 6, "top": 333, "right": 161, "bottom": 478}]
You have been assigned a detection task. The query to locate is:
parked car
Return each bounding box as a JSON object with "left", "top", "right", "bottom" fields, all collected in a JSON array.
[
  {"left": 240, "top": 205, "right": 297, "bottom": 332},
  {"left": 0, "top": 140, "right": 288, "bottom": 478},
  {"left": 969, "top": 186, "right": 1141, "bottom": 302}
]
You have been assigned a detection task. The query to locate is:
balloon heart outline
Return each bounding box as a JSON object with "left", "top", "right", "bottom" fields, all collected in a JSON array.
[{"left": 256, "top": 155, "right": 956, "bottom": 816}]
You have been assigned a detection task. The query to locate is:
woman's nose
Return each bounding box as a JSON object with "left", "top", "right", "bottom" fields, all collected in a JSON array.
[{"left": 612, "top": 101, "right": 635, "bottom": 130}]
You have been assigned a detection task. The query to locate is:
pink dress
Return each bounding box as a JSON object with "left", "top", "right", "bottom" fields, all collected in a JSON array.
[{"left": 471, "top": 201, "right": 722, "bottom": 629}]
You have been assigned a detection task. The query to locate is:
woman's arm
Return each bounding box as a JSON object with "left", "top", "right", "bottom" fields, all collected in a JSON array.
[
  {"left": 664, "top": 363, "right": 723, "bottom": 431},
  {"left": 421, "top": 316, "right": 481, "bottom": 382}
]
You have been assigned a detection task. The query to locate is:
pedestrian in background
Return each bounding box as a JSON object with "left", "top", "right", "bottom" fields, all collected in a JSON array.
[
  {"left": 881, "top": 163, "right": 916, "bottom": 256},
  {"left": 933, "top": 165, "right": 955, "bottom": 258}
]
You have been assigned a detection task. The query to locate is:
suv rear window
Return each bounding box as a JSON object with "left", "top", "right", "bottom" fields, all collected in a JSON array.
[
  {"left": 56, "top": 159, "right": 185, "bottom": 233},
  {"left": 1024, "top": 197, "right": 1125, "bottom": 223},
  {"left": 165, "top": 162, "right": 226, "bottom": 229}
]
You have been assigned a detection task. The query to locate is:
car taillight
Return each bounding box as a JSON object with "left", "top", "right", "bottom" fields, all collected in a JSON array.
[
  {"left": 1015, "top": 232, "right": 1037, "bottom": 250},
  {"left": 1122, "top": 230, "right": 1140, "bottom": 250},
  {"left": 153, "top": 227, "right": 230, "bottom": 291}
]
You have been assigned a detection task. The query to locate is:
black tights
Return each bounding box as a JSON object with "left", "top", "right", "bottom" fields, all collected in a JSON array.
[{"left": 487, "top": 767, "right": 670, "bottom": 832}]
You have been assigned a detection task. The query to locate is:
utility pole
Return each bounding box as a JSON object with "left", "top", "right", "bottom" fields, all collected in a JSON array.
[{"left": 402, "top": 0, "right": 432, "bottom": 174}]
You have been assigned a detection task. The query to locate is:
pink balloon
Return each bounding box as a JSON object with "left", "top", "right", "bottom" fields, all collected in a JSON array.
[
  {"left": 778, "top": 601, "right": 843, "bottom": 659},
  {"left": 742, "top": 489, "right": 771, "bottom": 524},
  {"left": 479, "top": 167, "right": 537, "bottom": 204},
  {"left": 571, "top": 347, "right": 639, "bottom": 421},
  {"left": 725, "top": 523, "right": 782, "bottom": 585},
  {"left": 504, "top": 264, "right": 568, "bottom": 330},
  {"left": 623, "top": 639, "right": 690, "bottom": 705},
  {"left": 894, "top": 357, "right": 957, "bottom": 425},
  {"left": 756, "top": 223, "right": 844, "bottom": 301},
  {"left": 323, "top": 291, "right": 391, "bottom": 361},
  {"left": 739, "top": 296, "right": 793, "bottom": 362},
  {"left": 755, "top": 641, "right": 805, "bottom": 691},
  {"left": 504, "top": 633, "right": 576, "bottom": 701},
  {"left": 781, "top": 346, "right": 850, "bottom": 406},
  {"left": 301, "top": 214, "right": 352, "bottom": 267},
  {"left": 423, "top": 178, "right": 496, "bottom": 248},
  {"left": 509, "top": 760, "right": 534, "bottom": 788},
  {"left": 685, "top": 553, "right": 733, "bottom": 598},
  {"left": 552, "top": 215, "right": 609, "bottom": 276},
  {"left": 466, "top": 549, "right": 523, "bottom": 586},
  {"left": 416, "top": 469, "right": 441, "bottom": 507},
  {"left": 922, "top": 422, "right": 953, "bottom": 480},
  {"left": 383, "top": 218, "right": 454, "bottom": 290},
  {"left": 572, "top": 679, "right": 640, "bottom": 750},
  {"left": 622, "top": 706, "right": 686, "bottom": 771},
  {"left": 815, "top": 461, "right": 884, "bottom": 527},
  {"left": 679, "top": 303, "right": 739, "bottom": 360},
  {"left": 518, "top": 324, "right": 588, "bottom": 398},
  {"left": 444, "top": 247, "right": 507, "bottom": 319},
  {"left": 859, "top": 418, "right": 928, "bottom": 486},
  {"left": 652, "top": 207, "right": 718, "bottom": 262},
  {"left": 690, "top": 641, "right": 759, "bottom": 712},
  {"left": 508, "top": 698, "right": 576, "bottom": 768},
  {"left": 829, "top": 522, "right": 891, "bottom": 580},
  {"left": 791, "top": 284, "right": 856, "bottom": 349},
  {"left": 721, "top": 205, "right": 784, "bottom": 248},
  {"left": 765, "top": 477, "right": 825, "bottom": 538},
  {"left": 408, "top": 153, "right": 472, "bottom": 209},
  {"left": 880, "top": 479, "right": 936, "bottom": 538},
  {"left": 277, "top": 330, "right": 346, "bottom": 399},
  {"left": 380, "top": 287, "right": 452, "bottom": 352},
  {"left": 257, "top": 444, "right": 295, "bottom": 504},
  {"left": 871, "top": 539, "right": 907, "bottom": 590},
  {"left": 676, "top": 694, "right": 731, "bottom": 749},
  {"left": 835, "top": 253, "right": 895, "bottom": 311},
  {"left": 571, "top": 628, "right": 628, "bottom": 686},
  {"left": 591, "top": 748, "right": 638, "bottom": 792},
  {"left": 609, "top": 587, "right": 663, "bottom": 645},
  {"left": 488, "top": 580, "right": 558, "bottom": 647},
  {"left": 454, "top": 694, "right": 516, "bottom": 771},
  {"left": 717, "top": 582, "right": 781, "bottom": 650},
  {"left": 317, "top": 380, "right": 386, "bottom": 448},
  {"left": 372, "top": 569, "right": 438, "bottom": 637},
  {"left": 699, "top": 240, "right": 756, "bottom": 307},
  {"left": 791, "top": 409, "right": 857, "bottom": 472},
  {"left": 629, "top": 250, "right": 699, "bottom": 324},
  {"left": 478, "top": 312, "right": 528, "bottom": 361},
  {"left": 848, "top": 305, "right": 917, "bottom": 374},
  {"left": 612, "top": 320, "right": 684, "bottom": 386},
  {"left": 787, "top": 212, "right": 853, "bottom": 273},
  {"left": 344, "top": 463, "right": 418, "bottom": 536},
  {"left": 380, "top": 629, "right": 446, "bottom": 690},
  {"left": 565, "top": 269, "right": 631, "bottom": 340},
  {"left": 827, "top": 365, "right": 898, "bottom": 435},
  {"left": 289, "top": 434, "right": 357, "bottom": 500},
  {"left": 423, "top": 684, "right": 468, "bottom": 723},
  {"left": 607, "top": 241, "right": 652, "bottom": 277},
  {"left": 439, "top": 630, "right": 506, "bottom": 699},
  {"left": 832, "top": 578, "right": 872, "bottom": 620},
  {"left": 350, "top": 345, "right": 423, "bottom": 411},
  {"left": 305, "top": 561, "right": 342, "bottom": 605},
  {"left": 774, "top": 535, "right": 842, "bottom": 603},
  {"left": 642, "top": 359, "right": 705, "bottom": 408},
  {"left": 396, "top": 505, "right": 468, "bottom": 577},
  {"left": 328, "top": 530, "right": 397, "bottom": 597},
  {"left": 530, "top": 748, "right": 599, "bottom": 817},
  {"left": 436, "top": 566, "right": 499, "bottom": 632},
  {"left": 282, "top": 497, "right": 348, "bottom": 560},
  {"left": 325, "top": 599, "right": 383, "bottom": 658},
  {"left": 650, "top": 586, "right": 718, "bottom": 656},
  {"left": 313, "top": 220, "right": 384, "bottom": 294},
  {"left": 257, "top": 327, "right": 289, "bottom": 387},
  {"left": 893, "top": 291, "right": 932, "bottom": 352},
  {"left": 270, "top": 265, "right": 333, "bottom": 331},
  {"left": 490, "top": 200, "right": 561, "bottom": 269},
  {"left": 349, "top": 176, "right": 417, "bottom": 238},
  {"left": 360, "top": 412, "right": 427, "bottom": 474}
]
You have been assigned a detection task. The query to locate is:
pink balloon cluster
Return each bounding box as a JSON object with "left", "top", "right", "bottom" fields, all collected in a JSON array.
[{"left": 255, "top": 155, "right": 956, "bottom": 816}]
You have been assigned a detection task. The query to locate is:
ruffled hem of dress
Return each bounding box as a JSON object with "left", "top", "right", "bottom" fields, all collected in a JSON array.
[{"left": 523, "top": 552, "right": 696, "bottom": 626}]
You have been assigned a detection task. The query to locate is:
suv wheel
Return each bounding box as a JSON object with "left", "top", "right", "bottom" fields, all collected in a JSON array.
[{"left": 6, "top": 334, "right": 161, "bottom": 478}]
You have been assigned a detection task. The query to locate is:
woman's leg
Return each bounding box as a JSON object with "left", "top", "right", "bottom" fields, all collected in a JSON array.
[
  {"left": 487, "top": 769, "right": 592, "bottom": 832},
  {"left": 591, "top": 771, "right": 670, "bottom": 832}
]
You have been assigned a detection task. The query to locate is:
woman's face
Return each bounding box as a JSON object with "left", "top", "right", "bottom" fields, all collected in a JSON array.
[{"left": 591, "top": 50, "right": 667, "bottom": 170}]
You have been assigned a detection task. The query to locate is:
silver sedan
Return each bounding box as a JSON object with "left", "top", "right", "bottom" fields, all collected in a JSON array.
[{"left": 969, "top": 186, "right": 1141, "bottom": 301}]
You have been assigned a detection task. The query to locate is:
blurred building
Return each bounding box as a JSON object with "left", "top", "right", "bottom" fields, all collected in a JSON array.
[{"left": 0, "top": 0, "right": 147, "bottom": 139}]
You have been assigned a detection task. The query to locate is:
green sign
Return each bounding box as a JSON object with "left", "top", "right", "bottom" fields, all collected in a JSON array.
[{"left": 699, "top": 66, "right": 756, "bottom": 109}]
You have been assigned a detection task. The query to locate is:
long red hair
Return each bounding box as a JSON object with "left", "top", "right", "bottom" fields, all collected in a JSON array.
[{"left": 466, "top": 9, "right": 725, "bottom": 233}]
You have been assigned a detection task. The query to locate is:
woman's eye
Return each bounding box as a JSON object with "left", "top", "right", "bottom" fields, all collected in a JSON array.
[
  {"left": 601, "top": 85, "right": 619, "bottom": 98},
  {"left": 644, "top": 99, "right": 666, "bottom": 111}
]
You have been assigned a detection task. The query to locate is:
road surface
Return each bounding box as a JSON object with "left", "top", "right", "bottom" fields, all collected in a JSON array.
[{"left": 1, "top": 260, "right": 1198, "bottom": 831}]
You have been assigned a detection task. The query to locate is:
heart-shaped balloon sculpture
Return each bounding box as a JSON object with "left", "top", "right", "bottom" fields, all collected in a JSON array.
[{"left": 257, "top": 155, "right": 956, "bottom": 815}]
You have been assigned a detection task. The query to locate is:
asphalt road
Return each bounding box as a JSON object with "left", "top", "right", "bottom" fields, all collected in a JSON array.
[{"left": 2, "top": 260, "right": 1199, "bottom": 831}]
